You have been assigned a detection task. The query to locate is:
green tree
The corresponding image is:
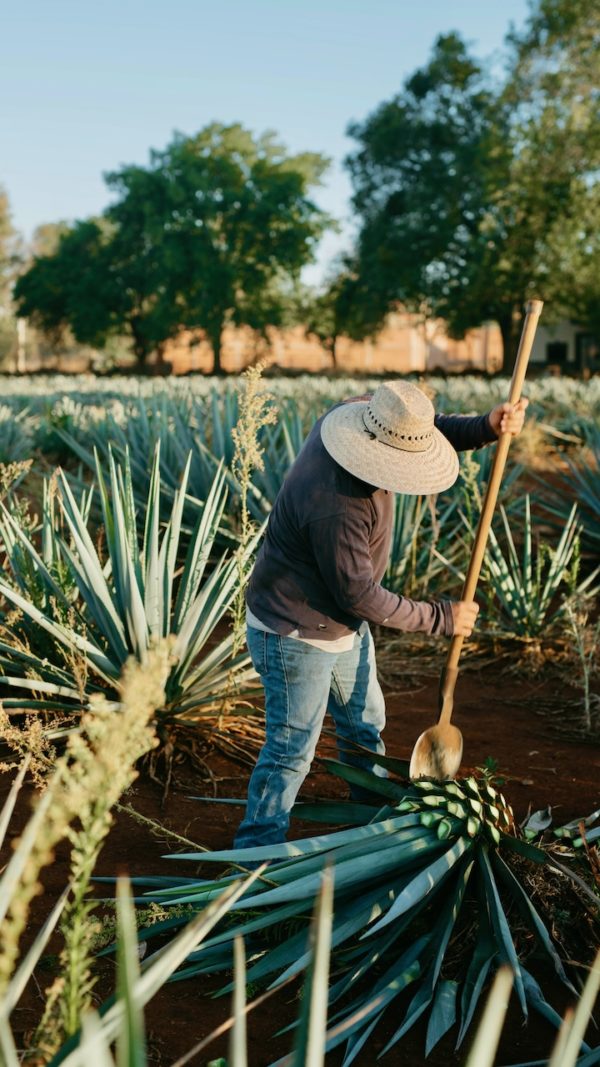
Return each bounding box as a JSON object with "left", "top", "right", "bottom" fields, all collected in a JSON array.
[
  {"left": 15, "top": 220, "right": 122, "bottom": 350},
  {"left": 15, "top": 214, "right": 202, "bottom": 369},
  {"left": 15, "top": 124, "right": 330, "bottom": 372},
  {"left": 15, "top": 220, "right": 132, "bottom": 371},
  {"left": 346, "top": 9, "right": 600, "bottom": 371},
  {"left": 346, "top": 35, "right": 503, "bottom": 351},
  {"left": 112, "top": 123, "right": 329, "bottom": 372},
  {"left": 500, "top": 0, "right": 600, "bottom": 348}
]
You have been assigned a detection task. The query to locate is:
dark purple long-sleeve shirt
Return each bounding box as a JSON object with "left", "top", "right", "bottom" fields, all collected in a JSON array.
[{"left": 247, "top": 405, "right": 496, "bottom": 640}]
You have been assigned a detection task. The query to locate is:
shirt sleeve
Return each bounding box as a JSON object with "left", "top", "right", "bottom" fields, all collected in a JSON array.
[
  {"left": 307, "top": 506, "right": 454, "bottom": 637},
  {"left": 434, "top": 412, "right": 497, "bottom": 452}
]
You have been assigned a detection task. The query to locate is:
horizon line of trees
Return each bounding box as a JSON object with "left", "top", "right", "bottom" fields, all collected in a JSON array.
[{"left": 1, "top": 0, "right": 599, "bottom": 376}]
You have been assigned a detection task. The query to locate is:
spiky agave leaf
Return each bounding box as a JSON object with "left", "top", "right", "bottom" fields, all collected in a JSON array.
[
  {"left": 0, "top": 445, "right": 259, "bottom": 724},
  {"left": 475, "top": 497, "right": 600, "bottom": 639},
  {"left": 127, "top": 762, "right": 594, "bottom": 1064},
  {"left": 537, "top": 419, "right": 600, "bottom": 552},
  {"left": 52, "top": 392, "right": 235, "bottom": 529},
  {"left": 52, "top": 387, "right": 299, "bottom": 527},
  {"left": 384, "top": 492, "right": 465, "bottom": 601}
]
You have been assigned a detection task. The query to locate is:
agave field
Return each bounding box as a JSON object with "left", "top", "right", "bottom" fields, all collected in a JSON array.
[{"left": 0, "top": 369, "right": 599, "bottom": 1066}]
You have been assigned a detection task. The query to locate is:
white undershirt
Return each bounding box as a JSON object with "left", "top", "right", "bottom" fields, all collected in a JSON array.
[{"left": 246, "top": 606, "right": 357, "bottom": 654}]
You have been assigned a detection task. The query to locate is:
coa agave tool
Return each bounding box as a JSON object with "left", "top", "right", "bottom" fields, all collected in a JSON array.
[{"left": 409, "top": 299, "right": 544, "bottom": 781}]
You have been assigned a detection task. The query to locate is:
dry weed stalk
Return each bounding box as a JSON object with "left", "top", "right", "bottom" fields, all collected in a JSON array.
[
  {"left": 0, "top": 706, "right": 55, "bottom": 785},
  {"left": 564, "top": 600, "right": 600, "bottom": 732},
  {"left": 213, "top": 363, "right": 276, "bottom": 737},
  {"left": 229, "top": 361, "right": 276, "bottom": 659},
  {"left": 0, "top": 460, "right": 33, "bottom": 499},
  {"left": 0, "top": 643, "right": 173, "bottom": 1061}
]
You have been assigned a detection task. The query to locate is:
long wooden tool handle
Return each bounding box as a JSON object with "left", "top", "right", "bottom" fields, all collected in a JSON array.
[{"left": 438, "top": 299, "right": 543, "bottom": 724}]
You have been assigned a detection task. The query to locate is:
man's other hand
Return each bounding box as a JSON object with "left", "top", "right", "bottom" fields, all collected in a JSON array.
[
  {"left": 488, "top": 398, "right": 529, "bottom": 437},
  {"left": 451, "top": 600, "right": 480, "bottom": 637}
]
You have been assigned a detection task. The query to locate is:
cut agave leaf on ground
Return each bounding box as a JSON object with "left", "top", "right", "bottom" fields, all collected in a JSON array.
[
  {"left": 522, "top": 807, "right": 554, "bottom": 837},
  {"left": 322, "top": 742, "right": 411, "bottom": 779},
  {"left": 319, "top": 758, "right": 407, "bottom": 800},
  {"left": 291, "top": 800, "right": 384, "bottom": 824}
]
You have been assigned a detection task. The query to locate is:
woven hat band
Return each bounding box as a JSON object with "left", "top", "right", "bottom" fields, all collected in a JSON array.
[{"left": 363, "top": 404, "right": 434, "bottom": 454}]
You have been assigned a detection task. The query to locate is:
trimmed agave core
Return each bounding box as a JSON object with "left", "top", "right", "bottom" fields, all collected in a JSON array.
[{"left": 397, "top": 776, "right": 516, "bottom": 846}]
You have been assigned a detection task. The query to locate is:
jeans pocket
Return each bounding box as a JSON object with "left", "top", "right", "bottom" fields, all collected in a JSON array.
[{"left": 246, "top": 626, "right": 268, "bottom": 677}]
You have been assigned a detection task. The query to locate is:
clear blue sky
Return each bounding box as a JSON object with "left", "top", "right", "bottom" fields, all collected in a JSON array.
[{"left": 2, "top": 0, "right": 530, "bottom": 282}]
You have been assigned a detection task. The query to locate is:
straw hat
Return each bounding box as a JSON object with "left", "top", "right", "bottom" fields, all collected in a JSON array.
[{"left": 320, "top": 380, "right": 459, "bottom": 494}]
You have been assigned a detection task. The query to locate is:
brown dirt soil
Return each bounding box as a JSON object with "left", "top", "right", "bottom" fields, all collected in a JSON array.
[{"left": 3, "top": 660, "right": 600, "bottom": 1067}]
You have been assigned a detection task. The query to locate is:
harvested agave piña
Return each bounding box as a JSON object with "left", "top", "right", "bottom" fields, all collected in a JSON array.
[{"left": 127, "top": 757, "right": 596, "bottom": 1064}]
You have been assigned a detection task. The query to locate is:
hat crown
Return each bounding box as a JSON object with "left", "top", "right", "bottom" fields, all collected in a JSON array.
[{"left": 364, "top": 381, "right": 435, "bottom": 453}]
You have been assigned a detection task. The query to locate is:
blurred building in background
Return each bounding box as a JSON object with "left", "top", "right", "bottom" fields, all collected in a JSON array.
[
  {"left": 164, "top": 312, "right": 503, "bottom": 376},
  {"left": 10, "top": 312, "right": 598, "bottom": 377}
]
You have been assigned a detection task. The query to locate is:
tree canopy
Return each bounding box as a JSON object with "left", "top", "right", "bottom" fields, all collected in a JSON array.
[
  {"left": 15, "top": 124, "right": 329, "bottom": 370},
  {"left": 345, "top": 0, "right": 600, "bottom": 369}
]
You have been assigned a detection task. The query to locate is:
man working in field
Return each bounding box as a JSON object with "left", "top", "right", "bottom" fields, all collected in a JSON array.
[{"left": 236, "top": 381, "right": 527, "bottom": 848}]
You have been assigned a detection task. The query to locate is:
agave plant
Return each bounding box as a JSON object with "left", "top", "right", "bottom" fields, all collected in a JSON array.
[
  {"left": 479, "top": 498, "right": 600, "bottom": 639},
  {"left": 0, "top": 445, "right": 257, "bottom": 723},
  {"left": 540, "top": 421, "right": 600, "bottom": 552},
  {"left": 0, "top": 407, "right": 35, "bottom": 465},
  {"left": 53, "top": 388, "right": 305, "bottom": 526},
  {"left": 125, "top": 757, "right": 597, "bottom": 1064},
  {"left": 440, "top": 494, "right": 600, "bottom": 642},
  {"left": 52, "top": 393, "right": 234, "bottom": 526},
  {"left": 384, "top": 492, "right": 464, "bottom": 600}
]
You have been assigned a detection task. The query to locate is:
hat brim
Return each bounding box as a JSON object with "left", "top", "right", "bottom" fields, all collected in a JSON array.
[{"left": 320, "top": 401, "right": 459, "bottom": 495}]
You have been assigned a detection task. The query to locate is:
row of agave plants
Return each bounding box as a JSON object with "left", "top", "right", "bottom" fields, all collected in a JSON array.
[
  {"left": 0, "top": 373, "right": 598, "bottom": 745},
  {"left": 1, "top": 373, "right": 599, "bottom": 537},
  {"left": 0, "top": 373, "right": 599, "bottom": 538},
  {"left": 0, "top": 459, "right": 597, "bottom": 752},
  {"left": 0, "top": 384, "right": 593, "bottom": 699},
  {"left": 1, "top": 369, "right": 599, "bottom": 419},
  {"left": 1, "top": 646, "right": 599, "bottom": 1065}
]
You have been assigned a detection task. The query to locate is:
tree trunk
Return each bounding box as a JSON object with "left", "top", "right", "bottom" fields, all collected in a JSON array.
[
  {"left": 330, "top": 334, "right": 338, "bottom": 369},
  {"left": 209, "top": 325, "right": 225, "bottom": 375},
  {"left": 498, "top": 307, "right": 522, "bottom": 376},
  {"left": 154, "top": 341, "right": 171, "bottom": 376},
  {"left": 129, "top": 318, "right": 150, "bottom": 370}
]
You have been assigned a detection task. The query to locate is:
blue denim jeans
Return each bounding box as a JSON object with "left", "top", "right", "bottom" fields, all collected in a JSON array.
[{"left": 234, "top": 622, "right": 387, "bottom": 848}]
